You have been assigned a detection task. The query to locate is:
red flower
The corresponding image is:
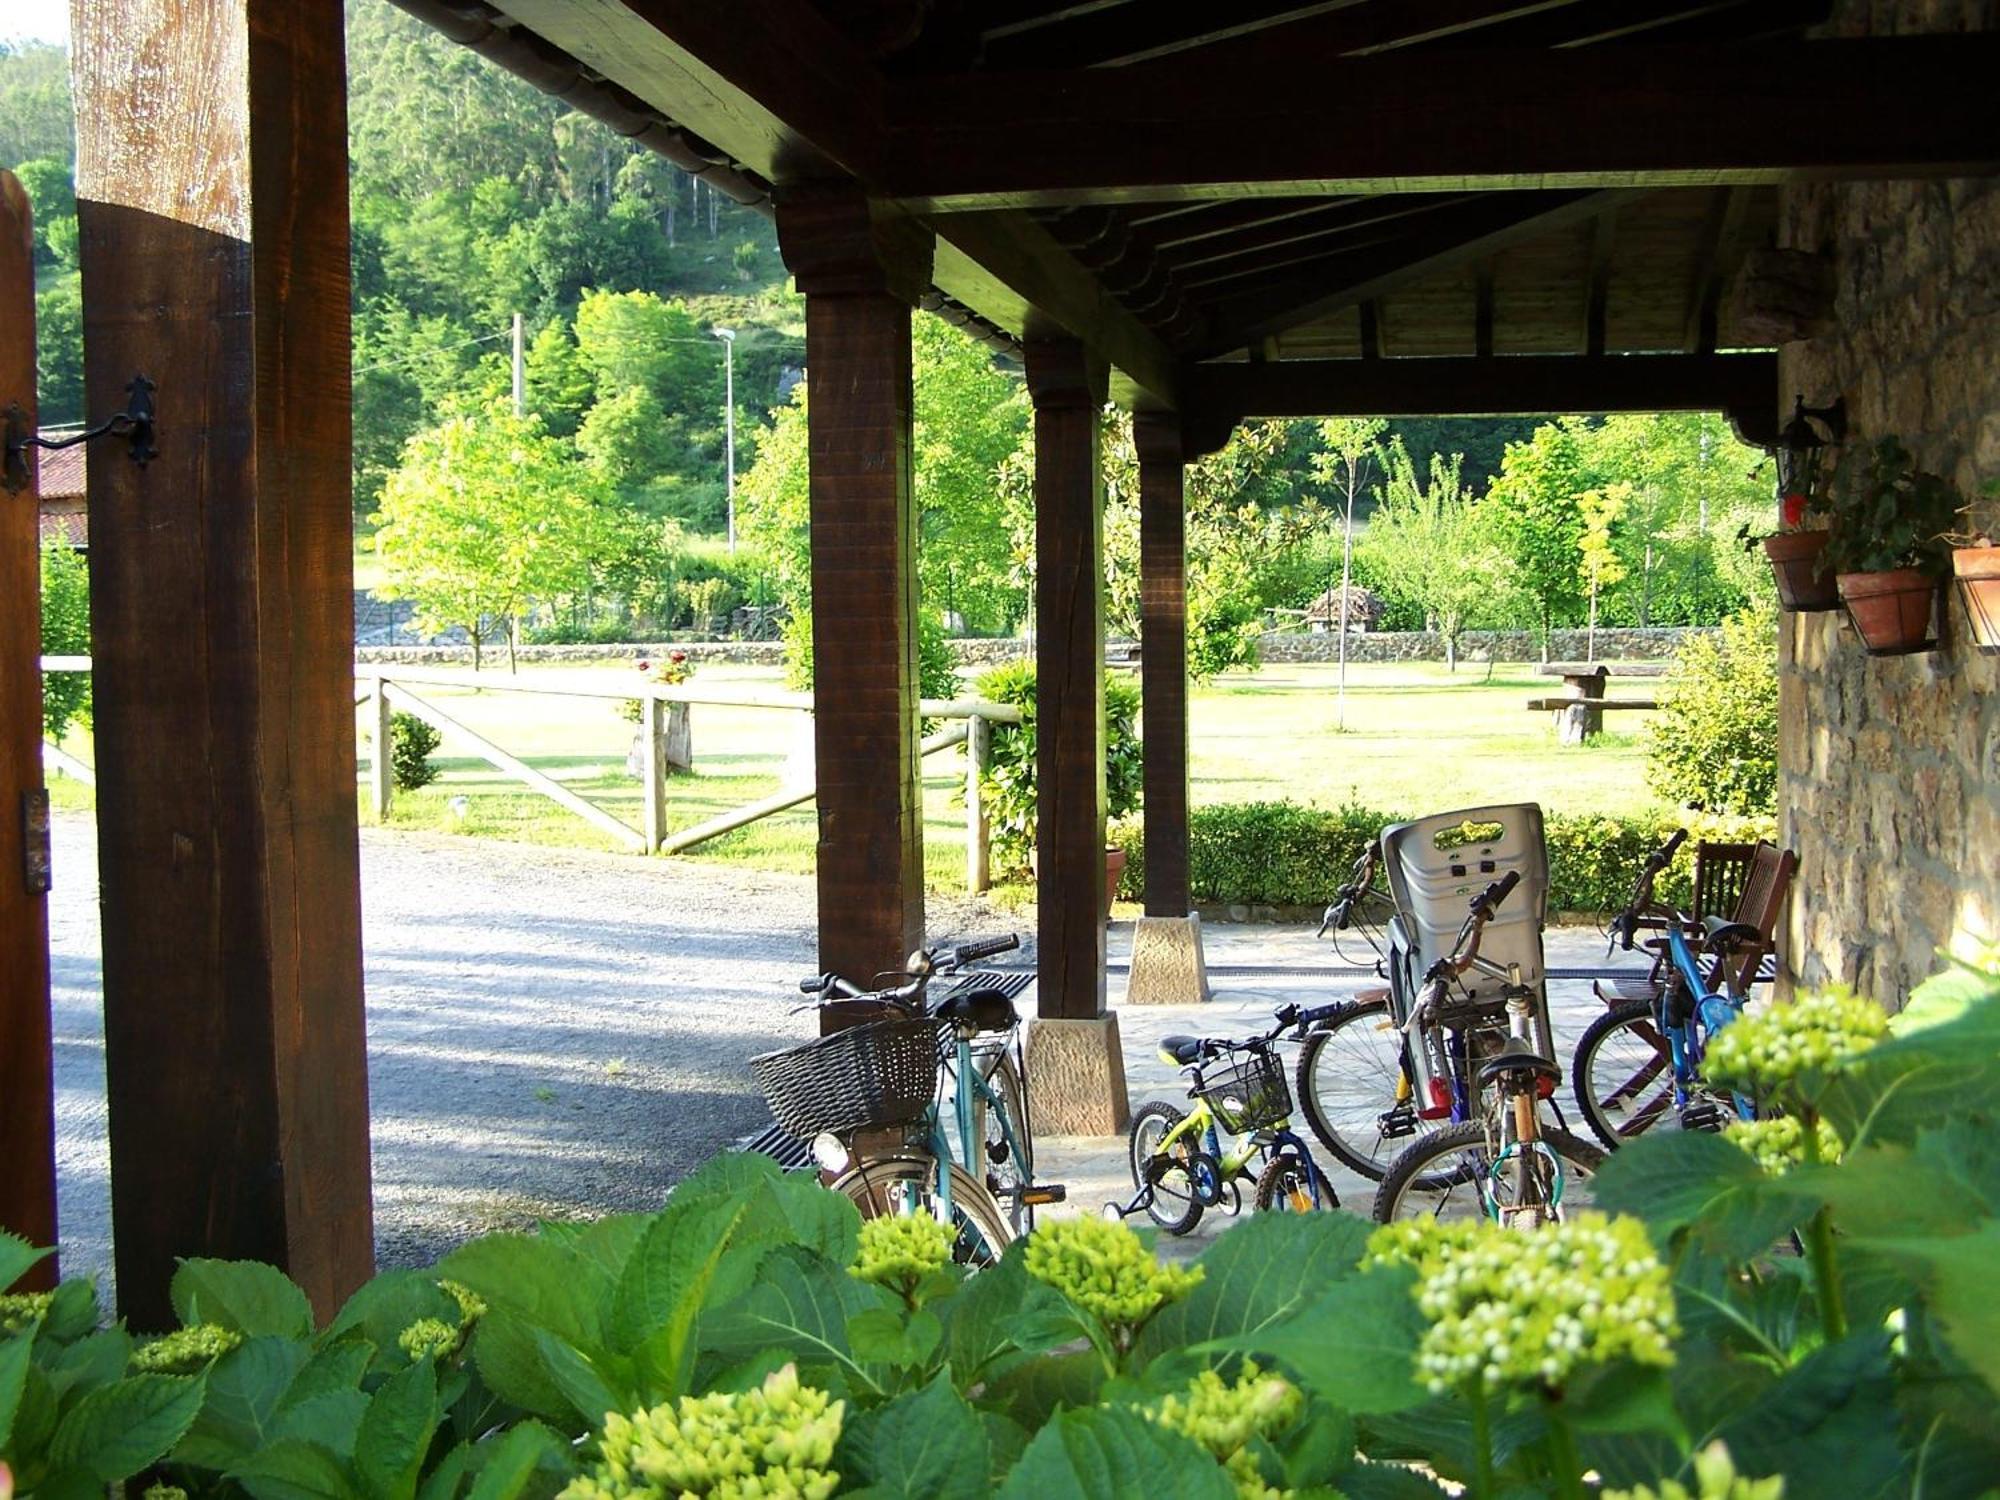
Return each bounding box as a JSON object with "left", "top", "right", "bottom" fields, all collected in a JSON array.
[
  {"left": 637, "top": 659, "right": 652, "bottom": 672},
  {"left": 669, "top": 649, "right": 688, "bottom": 663}
]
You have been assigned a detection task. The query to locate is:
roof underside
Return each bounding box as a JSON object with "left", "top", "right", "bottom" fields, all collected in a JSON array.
[{"left": 394, "top": 0, "right": 2000, "bottom": 419}]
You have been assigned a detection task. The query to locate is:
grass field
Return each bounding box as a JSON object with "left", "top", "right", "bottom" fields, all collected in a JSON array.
[{"left": 44, "top": 659, "right": 1668, "bottom": 890}]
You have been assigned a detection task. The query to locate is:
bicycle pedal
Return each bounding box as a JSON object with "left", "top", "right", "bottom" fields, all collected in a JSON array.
[
  {"left": 1019, "top": 1184, "right": 1067, "bottom": 1206},
  {"left": 1377, "top": 1102, "right": 1420, "bottom": 1141},
  {"left": 1680, "top": 1100, "right": 1727, "bottom": 1133}
]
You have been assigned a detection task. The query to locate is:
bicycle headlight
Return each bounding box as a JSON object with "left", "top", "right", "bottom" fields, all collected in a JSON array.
[{"left": 810, "top": 1132, "right": 851, "bottom": 1175}]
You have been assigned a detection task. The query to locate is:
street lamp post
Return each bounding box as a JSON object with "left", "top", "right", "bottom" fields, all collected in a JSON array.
[{"left": 713, "top": 327, "right": 736, "bottom": 551}]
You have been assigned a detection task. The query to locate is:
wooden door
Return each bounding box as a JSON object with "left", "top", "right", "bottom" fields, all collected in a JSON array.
[{"left": 0, "top": 168, "right": 60, "bottom": 1287}]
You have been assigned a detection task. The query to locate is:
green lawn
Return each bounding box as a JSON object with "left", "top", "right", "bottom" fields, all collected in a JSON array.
[{"left": 46, "top": 659, "right": 1668, "bottom": 889}]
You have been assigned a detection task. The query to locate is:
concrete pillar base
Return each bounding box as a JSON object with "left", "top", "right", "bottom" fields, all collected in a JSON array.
[
  {"left": 1124, "top": 913, "right": 1212, "bottom": 1005},
  {"left": 1026, "top": 1014, "right": 1131, "bottom": 1136}
]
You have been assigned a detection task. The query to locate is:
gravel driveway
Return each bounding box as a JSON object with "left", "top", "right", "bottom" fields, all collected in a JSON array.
[{"left": 46, "top": 813, "right": 1013, "bottom": 1290}]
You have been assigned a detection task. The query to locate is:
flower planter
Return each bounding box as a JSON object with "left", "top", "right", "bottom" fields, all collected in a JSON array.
[
  {"left": 1953, "top": 546, "right": 2000, "bottom": 651},
  {"left": 1763, "top": 530, "right": 1839, "bottom": 611},
  {"left": 1836, "top": 569, "right": 1940, "bottom": 656},
  {"left": 1105, "top": 846, "right": 1128, "bottom": 914}
]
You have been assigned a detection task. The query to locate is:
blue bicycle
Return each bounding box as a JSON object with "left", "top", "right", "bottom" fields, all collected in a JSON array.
[{"left": 1572, "top": 830, "right": 1768, "bottom": 1148}]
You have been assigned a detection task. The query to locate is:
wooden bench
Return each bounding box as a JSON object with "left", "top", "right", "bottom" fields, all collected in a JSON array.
[{"left": 1529, "top": 662, "right": 1663, "bottom": 743}]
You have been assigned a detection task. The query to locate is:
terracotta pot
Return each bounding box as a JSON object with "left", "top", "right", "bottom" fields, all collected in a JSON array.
[
  {"left": 1104, "top": 846, "right": 1128, "bottom": 914},
  {"left": 1763, "top": 530, "right": 1839, "bottom": 611},
  {"left": 1836, "top": 568, "right": 1940, "bottom": 656},
  {"left": 1953, "top": 546, "right": 2000, "bottom": 651}
]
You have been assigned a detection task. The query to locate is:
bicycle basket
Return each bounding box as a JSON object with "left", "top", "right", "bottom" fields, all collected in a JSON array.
[
  {"left": 1195, "top": 1047, "right": 1290, "bottom": 1133},
  {"left": 750, "top": 1016, "right": 943, "bottom": 1140}
]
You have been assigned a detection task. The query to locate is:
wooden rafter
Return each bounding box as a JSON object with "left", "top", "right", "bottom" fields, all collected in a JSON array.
[
  {"left": 1684, "top": 186, "right": 1750, "bottom": 353},
  {"left": 1165, "top": 194, "right": 1473, "bottom": 271},
  {"left": 1585, "top": 205, "right": 1618, "bottom": 355},
  {"left": 979, "top": 0, "right": 1368, "bottom": 69}
]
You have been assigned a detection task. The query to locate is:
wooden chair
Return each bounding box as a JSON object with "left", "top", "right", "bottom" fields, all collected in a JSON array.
[{"left": 1595, "top": 840, "right": 1797, "bottom": 1008}]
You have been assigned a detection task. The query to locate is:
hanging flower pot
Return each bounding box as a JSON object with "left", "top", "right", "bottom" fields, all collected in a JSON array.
[
  {"left": 1763, "top": 529, "right": 1840, "bottom": 611},
  {"left": 1953, "top": 545, "right": 2000, "bottom": 650},
  {"left": 1837, "top": 569, "right": 1940, "bottom": 656}
]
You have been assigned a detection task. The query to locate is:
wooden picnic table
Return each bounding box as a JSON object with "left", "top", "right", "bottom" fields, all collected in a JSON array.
[{"left": 1529, "top": 662, "right": 1663, "bottom": 744}]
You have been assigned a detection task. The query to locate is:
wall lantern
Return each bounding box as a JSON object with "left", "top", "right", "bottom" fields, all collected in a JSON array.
[{"left": 1773, "top": 393, "right": 1846, "bottom": 527}]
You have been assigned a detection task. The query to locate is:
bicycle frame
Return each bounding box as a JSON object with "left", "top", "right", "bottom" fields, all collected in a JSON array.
[
  {"left": 1652, "top": 919, "right": 1755, "bottom": 1120},
  {"left": 1145, "top": 1097, "right": 1335, "bottom": 1213},
  {"left": 943, "top": 1034, "right": 1030, "bottom": 1185}
]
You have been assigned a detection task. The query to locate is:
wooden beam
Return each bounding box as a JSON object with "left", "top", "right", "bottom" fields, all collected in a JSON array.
[
  {"left": 1132, "top": 414, "right": 1191, "bottom": 918},
  {"left": 885, "top": 37, "right": 2000, "bottom": 210},
  {"left": 1684, "top": 185, "right": 1749, "bottom": 354},
  {"left": 1358, "top": 301, "right": 1383, "bottom": 360},
  {"left": 1474, "top": 259, "right": 1496, "bottom": 358},
  {"left": 1026, "top": 340, "right": 1109, "bottom": 1021},
  {"left": 1185, "top": 352, "right": 1777, "bottom": 422},
  {"left": 980, "top": 1, "right": 1367, "bottom": 70},
  {"left": 72, "top": 0, "right": 373, "bottom": 1328},
  {"left": 1585, "top": 205, "right": 1617, "bottom": 355},
  {"left": 1169, "top": 194, "right": 1474, "bottom": 274},
  {"left": 0, "top": 171, "right": 57, "bottom": 1287}
]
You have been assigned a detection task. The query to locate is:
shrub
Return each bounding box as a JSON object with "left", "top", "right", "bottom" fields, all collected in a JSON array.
[
  {"left": 976, "top": 662, "right": 1141, "bottom": 871},
  {"left": 39, "top": 543, "right": 91, "bottom": 742},
  {"left": 784, "top": 610, "right": 957, "bottom": 704},
  {"left": 1645, "top": 607, "right": 1778, "bottom": 816},
  {"left": 10, "top": 960, "right": 1998, "bottom": 1500},
  {"left": 390, "top": 710, "right": 443, "bottom": 791}
]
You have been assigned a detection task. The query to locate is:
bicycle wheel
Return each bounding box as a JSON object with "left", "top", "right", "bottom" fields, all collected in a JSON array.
[
  {"left": 1372, "top": 1120, "right": 1605, "bottom": 1225},
  {"left": 1572, "top": 1000, "right": 1737, "bottom": 1150},
  {"left": 828, "top": 1154, "right": 1016, "bottom": 1269},
  {"left": 1295, "top": 998, "right": 1439, "bottom": 1180},
  {"left": 1253, "top": 1147, "right": 1326, "bottom": 1214},
  {"left": 1128, "top": 1100, "right": 1204, "bottom": 1235},
  {"left": 971, "top": 1049, "right": 1034, "bottom": 1231}
]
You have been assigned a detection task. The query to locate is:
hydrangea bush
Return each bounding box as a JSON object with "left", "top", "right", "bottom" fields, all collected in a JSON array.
[{"left": 3, "top": 961, "right": 1998, "bottom": 1500}]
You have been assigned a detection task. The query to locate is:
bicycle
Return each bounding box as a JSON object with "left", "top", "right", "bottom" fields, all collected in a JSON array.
[
  {"left": 1371, "top": 872, "right": 1605, "bottom": 1224},
  {"left": 1107, "top": 1002, "right": 1343, "bottom": 1235},
  {"left": 1571, "top": 830, "right": 1766, "bottom": 1149}
]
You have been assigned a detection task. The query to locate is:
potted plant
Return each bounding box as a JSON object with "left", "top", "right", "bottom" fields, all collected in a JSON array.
[
  {"left": 1950, "top": 490, "right": 2000, "bottom": 651},
  {"left": 1823, "top": 437, "right": 1960, "bottom": 656},
  {"left": 1760, "top": 396, "right": 1841, "bottom": 611},
  {"left": 622, "top": 650, "right": 696, "bottom": 775},
  {"left": 974, "top": 662, "right": 1142, "bottom": 913}
]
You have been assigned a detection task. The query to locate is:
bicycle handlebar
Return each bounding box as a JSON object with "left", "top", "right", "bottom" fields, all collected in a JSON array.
[
  {"left": 953, "top": 933, "right": 1021, "bottom": 965},
  {"left": 796, "top": 933, "right": 1021, "bottom": 1004},
  {"left": 1180, "top": 1001, "right": 1345, "bottom": 1068},
  {"left": 1609, "top": 829, "right": 1690, "bottom": 951}
]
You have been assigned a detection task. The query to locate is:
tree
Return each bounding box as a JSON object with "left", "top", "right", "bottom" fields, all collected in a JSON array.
[
  {"left": 1311, "top": 418, "right": 1388, "bottom": 726},
  {"left": 13, "top": 158, "right": 75, "bottom": 268},
  {"left": 1576, "top": 484, "right": 1630, "bottom": 662},
  {"left": 1359, "top": 439, "right": 1503, "bottom": 671},
  {"left": 1487, "top": 420, "right": 1590, "bottom": 659},
  {"left": 1645, "top": 607, "right": 1778, "bottom": 816},
  {"left": 372, "top": 404, "right": 607, "bottom": 669},
  {"left": 40, "top": 544, "right": 91, "bottom": 742},
  {"left": 33, "top": 275, "right": 83, "bottom": 427},
  {"left": 0, "top": 42, "right": 74, "bottom": 169}
]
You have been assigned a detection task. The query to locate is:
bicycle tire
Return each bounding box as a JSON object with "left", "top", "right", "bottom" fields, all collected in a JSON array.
[
  {"left": 828, "top": 1154, "right": 1016, "bottom": 1268},
  {"left": 1253, "top": 1148, "right": 1324, "bottom": 1214},
  {"left": 1372, "top": 1120, "right": 1606, "bottom": 1225},
  {"left": 1573, "top": 1000, "right": 1737, "bottom": 1150},
  {"left": 1295, "top": 998, "right": 1441, "bottom": 1180},
  {"left": 971, "top": 1050, "right": 1034, "bottom": 1231},
  {"left": 1128, "top": 1100, "right": 1204, "bottom": 1235}
]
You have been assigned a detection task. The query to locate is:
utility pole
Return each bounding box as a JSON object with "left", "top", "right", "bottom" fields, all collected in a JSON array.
[
  {"left": 511, "top": 311, "right": 524, "bottom": 417},
  {"left": 714, "top": 327, "right": 737, "bottom": 551}
]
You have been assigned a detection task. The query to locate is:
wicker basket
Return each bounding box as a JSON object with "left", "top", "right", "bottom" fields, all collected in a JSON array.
[
  {"left": 1195, "top": 1047, "right": 1290, "bottom": 1134},
  {"left": 751, "top": 1016, "right": 943, "bottom": 1140}
]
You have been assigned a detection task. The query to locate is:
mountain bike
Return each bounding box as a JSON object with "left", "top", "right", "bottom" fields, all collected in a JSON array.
[
  {"left": 1571, "top": 830, "right": 1764, "bottom": 1148},
  {"left": 1107, "top": 1002, "right": 1343, "bottom": 1235},
  {"left": 1371, "top": 873, "right": 1605, "bottom": 1224}
]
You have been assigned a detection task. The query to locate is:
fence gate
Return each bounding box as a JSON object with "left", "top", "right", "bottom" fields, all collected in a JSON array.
[{"left": 0, "top": 170, "right": 58, "bottom": 1286}]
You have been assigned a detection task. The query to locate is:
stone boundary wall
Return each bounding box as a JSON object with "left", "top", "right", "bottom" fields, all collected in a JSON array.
[
  {"left": 1773, "top": 0, "right": 2000, "bottom": 1007},
  {"left": 1260, "top": 626, "right": 1709, "bottom": 664}
]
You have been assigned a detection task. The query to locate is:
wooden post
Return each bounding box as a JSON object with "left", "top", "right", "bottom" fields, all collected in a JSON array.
[
  {"left": 72, "top": 0, "right": 374, "bottom": 1327},
  {"left": 1133, "top": 413, "right": 1191, "bottom": 918},
  {"left": 643, "top": 693, "right": 667, "bottom": 852},
  {"left": 965, "top": 713, "right": 989, "bottom": 894},
  {"left": 776, "top": 187, "right": 932, "bottom": 1005},
  {"left": 0, "top": 171, "right": 59, "bottom": 1286},
  {"left": 371, "top": 679, "right": 394, "bottom": 820},
  {"left": 1026, "top": 339, "right": 1109, "bottom": 1021}
]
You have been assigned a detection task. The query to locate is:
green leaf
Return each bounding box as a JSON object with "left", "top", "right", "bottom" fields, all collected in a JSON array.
[
  {"left": 1563, "top": 1363, "right": 1688, "bottom": 1446},
  {"left": 941, "top": 1247, "right": 1072, "bottom": 1385},
  {"left": 1137, "top": 1209, "right": 1374, "bottom": 1365},
  {"left": 417, "top": 1442, "right": 470, "bottom": 1500},
  {"left": 0, "top": 1232, "right": 52, "bottom": 1293},
  {"left": 616, "top": 1194, "right": 751, "bottom": 1395},
  {"left": 698, "top": 1246, "right": 890, "bottom": 1395},
  {"left": 172, "top": 1259, "right": 315, "bottom": 1340},
  {"left": 1673, "top": 1251, "right": 1808, "bottom": 1368},
  {"left": 1821, "top": 979, "right": 2000, "bottom": 1150},
  {"left": 282, "top": 1341, "right": 376, "bottom": 1411},
  {"left": 354, "top": 1356, "right": 440, "bottom": 1500},
  {"left": 1850, "top": 1221, "right": 2000, "bottom": 1397},
  {"left": 326, "top": 1272, "right": 461, "bottom": 1373},
  {"left": 1591, "top": 1129, "right": 1812, "bottom": 1260},
  {"left": 175, "top": 1334, "right": 314, "bottom": 1468},
  {"left": 231, "top": 1436, "right": 363, "bottom": 1500},
  {"left": 838, "top": 1371, "right": 990, "bottom": 1500},
  {"left": 40, "top": 1278, "right": 99, "bottom": 1343},
  {"left": 46, "top": 1326, "right": 133, "bottom": 1402},
  {"left": 1712, "top": 1334, "right": 1903, "bottom": 1499},
  {"left": 468, "top": 1310, "right": 579, "bottom": 1428},
  {"left": 1207, "top": 1266, "right": 1427, "bottom": 1415},
  {"left": 0, "top": 1330, "right": 34, "bottom": 1450},
  {"left": 996, "top": 1406, "right": 1234, "bottom": 1500},
  {"left": 845, "top": 1308, "right": 916, "bottom": 1368},
  {"left": 464, "top": 1420, "right": 570, "bottom": 1500},
  {"left": 440, "top": 1234, "right": 612, "bottom": 1352},
  {"left": 980, "top": 1349, "right": 1108, "bottom": 1431},
  {"left": 1337, "top": 1463, "right": 1453, "bottom": 1500},
  {"left": 529, "top": 1327, "right": 621, "bottom": 1428},
  {"left": 49, "top": 1371, "right": 208, "bottom": 1481},
  {"left": 275, "top": 1391, "right": 371, "bottom": 1460}
]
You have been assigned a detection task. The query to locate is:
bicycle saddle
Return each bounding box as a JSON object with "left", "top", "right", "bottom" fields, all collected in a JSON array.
[
  {"left": 1158, "top": 1034, "right": 1209, "bottom": 1067},
  {"left": 933, "top": 987, "right": 1018, "bottom": 1033},
  {"left": 1701, "top": 918, "right": 1763, "bottom": 952},
  {"left": 1477, "top": 1047, "right": 1562, "bottom": 1087}
]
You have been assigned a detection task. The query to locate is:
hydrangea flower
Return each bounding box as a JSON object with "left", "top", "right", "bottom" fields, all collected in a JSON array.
[
  {"left": 0, "top": 1292, "right": 53, "bottom": 1336},
  {"left": 1023, "top": 1216, "right": 1204, "bottom": 1330},
  {"left": 1703, "top": 990, "right": 1887, "bottom": 1104},
  {"left": 142, "top": 1485, "right": 190, "bottom": 1500},
  {"left": 849, "top": 1214, "right": 954, "bottom": 1293},
  {"left": 1722, "top": 1115, "right": 1843, "bottom": 1175},
  {"left": 557, "top": 1364, "right": 842, "bottom": 1500},
  {"left": 439, "top": 1278, "right": 488, "bottom": 1325},
  {"left": 399, "top": 1317, "right": 463, "bottom": 1363},
  {"left": 1143, "top": 1362, "right": 1302, "bottom": 1500},
  {"left": 131, "top": 1323, "right": 244, "bottom": 1373},
  {"left": 1369, "top": 1212, "right": 1676, "bottom": 1396},
  {"left": 1604, "top": 1441, "right": 1784, "bottom": 1500}
]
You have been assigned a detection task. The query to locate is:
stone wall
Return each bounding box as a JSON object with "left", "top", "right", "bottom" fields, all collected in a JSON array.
[
  {"left": 1260, "top": 626, "right": 1708, "bottom": 665},
  {"left": 1774, "top": 0, "right": 2000, "bottom": 1006}
]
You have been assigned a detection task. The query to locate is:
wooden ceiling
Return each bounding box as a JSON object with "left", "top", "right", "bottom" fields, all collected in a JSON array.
[{"left": 394, "top": 0, "right": 2000, "bottom": 421}]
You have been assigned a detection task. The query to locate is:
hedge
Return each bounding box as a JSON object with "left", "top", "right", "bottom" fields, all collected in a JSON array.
[{"left": 1109, "top": 800, "right": 1776, "bottom": 915}]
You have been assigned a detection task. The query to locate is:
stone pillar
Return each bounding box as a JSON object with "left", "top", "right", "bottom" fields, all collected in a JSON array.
[
  {"left": 1127, "top": 412, "right": 1210, "bottom": 1004},
  {"left": 1023, "top": 339, "right": 1128, "bottom": 1133},
  {"left": 776, "top": 189, "right": 931, "bottom": 1000},
  {"left": 71, "top": 0, "right": 373, "bottom": 1326}
]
